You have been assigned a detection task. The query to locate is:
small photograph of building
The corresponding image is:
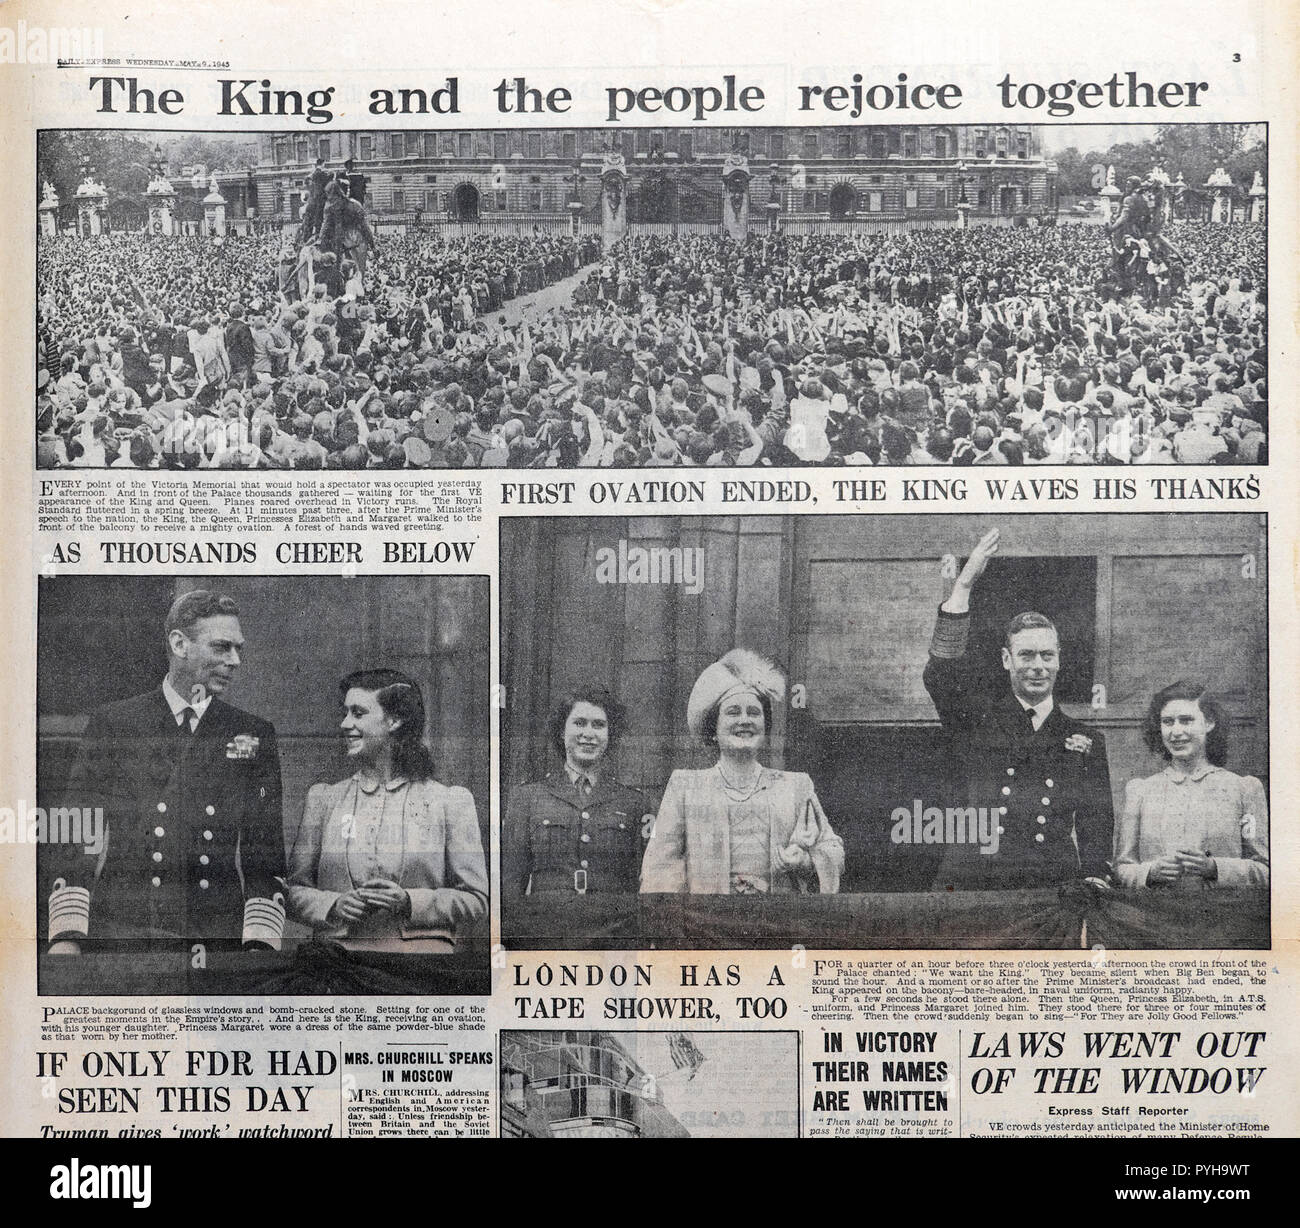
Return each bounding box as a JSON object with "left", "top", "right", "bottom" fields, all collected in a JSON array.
[{"left": 500, "top": 1030, "right": 799, "bottom": 1137}]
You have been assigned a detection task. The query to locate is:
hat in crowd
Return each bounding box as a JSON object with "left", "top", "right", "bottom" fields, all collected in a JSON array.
[{"left": 686, "top": 649, "right": 785, "bottom": 740}]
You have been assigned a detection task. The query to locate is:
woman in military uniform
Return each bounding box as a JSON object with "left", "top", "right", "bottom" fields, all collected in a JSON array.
[
  {"left": 502, "top": 687, "right": 654, "bottom": 896},
  {"left": 640, "top": 650, "right": 843, "bottom": 895},
  {"left": 286, "top": 668, "right": 488, "bottom": 953}
]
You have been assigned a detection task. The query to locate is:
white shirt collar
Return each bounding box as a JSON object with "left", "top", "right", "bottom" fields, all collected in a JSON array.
[
  {"left": 162, "top": 676, "right": 213, "bottom": 727},
  {"left": 1017, "top": 694, "right": 1055, "bottom": 731}
]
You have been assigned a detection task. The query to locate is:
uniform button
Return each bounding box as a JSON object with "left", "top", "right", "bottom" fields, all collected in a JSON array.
[
  {"left": 154, "top": 826, "right": 165, "bottom": 838},
  {"left": 580, "top": 859, "right": 589, "bottom": 869},
  {"left": 205, "top": 805, "right": 215, "bottom": 816},
  {"left": 199, "top": 855, "right": 210, "bottom": 866},
  {"left": 999, "top": 806, "right": 1008, "bottom": 815},
  {"left": 541, "top": 819, "right": 550, "bottom": 827},
  {"left": 203, "top": 830, "right": 213, "bottom": 841},
  {"left": 1045, "top": 779, "right": 1054, "bottom": 788},
  {"left": 152, "top": 851, "right": 163, "bottom": 862},
  {"left": 580, "top": 834, "right": 591, "bottom": 843},
  {"left": 1042, "top": 797, "right": 1051, "bottom": 806},
  {"left": 996, "top": 826, "right": 1005, "bottom": 835},
  {"left": 581, "top": 811, "right": 590, "bottom": 820},
  {"left": 1034, "top": 833, "right": 1045, "bottom": 843},
  {"left": 1001, "top": 786, "right": 1011, "bottom": 796},
  {"left": 1006, "top": 767, "right": 1015, "bottom": 777},
  {"left": 199, "top": 880, "right": 209, "bottom": 890},
  {"left": 150, "top": 876, "right": 161, "bottom": 887},
  {"left": 618, "top": 822, "right": 627, "bottom": 830},
  {"left": 156, "top": 802, "right": 167, "bottom": 813},
  {"left": 1036, "top": 815, "right": 1047, "bottom": 825}
]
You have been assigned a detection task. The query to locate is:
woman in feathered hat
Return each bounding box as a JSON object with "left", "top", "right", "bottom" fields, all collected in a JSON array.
[{"left": 640, "top": 650, "right": 843, "bottom": 895}]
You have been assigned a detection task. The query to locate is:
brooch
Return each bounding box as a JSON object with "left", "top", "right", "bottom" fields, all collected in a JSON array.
[
  {"left": 1064, "top": 734, "right": 1093, "bottom": 754},
  {"left": 226, "top": 735, "right": 260, "bottom": 760}
]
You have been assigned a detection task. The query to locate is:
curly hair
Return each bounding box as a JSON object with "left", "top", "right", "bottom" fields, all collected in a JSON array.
[
  {"left": 548, "top": 686, "right": 625, "bottom": 764},
  {"left": 1142, "top": 680, "right": 1229, "bottom": 766},
  {"left": 339, "top": 668, "right": 435, "bottom": 781}
]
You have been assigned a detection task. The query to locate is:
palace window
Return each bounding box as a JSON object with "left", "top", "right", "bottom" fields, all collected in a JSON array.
[
  {"left": 458, "top": 132, "right": 472, "bottom": 158},
  {"left": 803, "top": 131, "right": 819, "bottom": 158},
  {"left": 835, "top": 131, "right": 851, "bottom": 158},
  {"left": 358, "top": 135, "right": 373, "bottom": 160},
  {"left": 767, "top": 132, "right": 782, "bottom": 159},
  {"left": 905, "top": 187, "right": 919, "bottom": 208},
  {"left": 391, "top": 133, "right": 405, "bottom": 159},
  {"left": 934, "top": 132, "right": 949, "bottom": 158},
  {"left": 493, "top": 132, "right": 509, "bottom": 160},
  {"left": 902, "top": 131, "right": 917, "bottom": 157},
  {"left": 391, "top": 188, "right": 404, "bottom": 212},
  {"left": 562, "top": 131, "right": 577, "bottom": 159},
  {"left": 424, "top": 133, "right": 438, "bottom": 158},
  {"left": 525, "top": 131, "right": 542, "bottom": 159}
]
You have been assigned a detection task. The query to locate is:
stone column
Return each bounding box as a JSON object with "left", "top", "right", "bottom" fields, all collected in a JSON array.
[
  {"left": 1206, "top": 167, "right": 1233, "bottom": 224},
  {"left": 1099, "top": 165, "right": 1121, "bottom": 222},
  {"left": 1248, "top": 171, "right": 1266, "bottom": 223},
  {"left": 38, "top": 181, "right": 60, "bottom": 236},
  {"left": 203, "top": 173, "right": 228, "bottom": 237},
  {"left": 599, "top": 151, "right": 628, "bottom": 251},
  {"left": 145, "top": 177, "right": 178, "bottom": 235},
  {"left": 74, "top": 177, "right": 108, "bottom": 236},
  {"left": 721, "top": 153, "right": 751, "bottom": 240}
]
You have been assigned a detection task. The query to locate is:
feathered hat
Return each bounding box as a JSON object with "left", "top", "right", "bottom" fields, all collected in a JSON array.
[{"left": 686, "top": 649, "right": 785, "bottom": 740}]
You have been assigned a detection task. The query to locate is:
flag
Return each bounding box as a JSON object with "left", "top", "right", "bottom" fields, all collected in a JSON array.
[{"left": 668, "top": 1033, "right": 706, "bottom": 1080}]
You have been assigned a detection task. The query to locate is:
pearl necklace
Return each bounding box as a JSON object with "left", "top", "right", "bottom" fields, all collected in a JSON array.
[{"left": 717, "top": 762, "right": 763, "bottom": 801}]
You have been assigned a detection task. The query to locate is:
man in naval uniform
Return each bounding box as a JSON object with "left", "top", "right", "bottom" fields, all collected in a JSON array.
[
  {"left": 48, "top": 590, "right": 286, "bottom": 953},
  {"left": 923, "top": 527, "right": 1114, "bottom": 891},
  {"left": 502, "top": 687, "right": 658, "bottom": 898}
]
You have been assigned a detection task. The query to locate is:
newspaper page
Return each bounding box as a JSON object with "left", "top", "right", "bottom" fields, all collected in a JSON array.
[{"left": 1, "top": 0, "right": 1296, "bottom": 1200}]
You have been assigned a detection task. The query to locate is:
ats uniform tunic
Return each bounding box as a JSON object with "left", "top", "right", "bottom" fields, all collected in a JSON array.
[
  {"left": 502, "top": 771, "right": 657, "bottom": 896},
  {"left": 48, "top": 688, "right": 287, "bottom": 949},
  {"left": 923, "top": 608, "right": 1114, "bottom": 890}
]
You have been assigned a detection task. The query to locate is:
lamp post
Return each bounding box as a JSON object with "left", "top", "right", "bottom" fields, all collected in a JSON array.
[
  {"left": 567, "top": 159, "right": 586, "bottom": 236},
  {"left": 766, "top": 170, "right": 784, "bottom": 233},
  {"left": 955, "top": 161, "right": 972, "bottom": 230}
]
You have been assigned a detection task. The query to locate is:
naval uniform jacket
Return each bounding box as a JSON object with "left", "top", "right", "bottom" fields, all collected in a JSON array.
[
  {"left": 924, "top": 609, "right": 1114, "bottom": 891},
  {"left": 48, "top": 689, "right": 286, "bottom": 948},
  {"left": 502, "top": 772, "right": 656, "bottom": 896}
]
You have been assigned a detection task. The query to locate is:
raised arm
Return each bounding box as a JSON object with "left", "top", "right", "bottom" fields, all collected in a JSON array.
[{"left": 923, "top": 527, "right": 1000, "bottom": 730}]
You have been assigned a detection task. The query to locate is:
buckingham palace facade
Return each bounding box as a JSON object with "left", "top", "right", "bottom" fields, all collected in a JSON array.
[{"left": 239, "top": 124, "right": 1058, "bottom": 230}]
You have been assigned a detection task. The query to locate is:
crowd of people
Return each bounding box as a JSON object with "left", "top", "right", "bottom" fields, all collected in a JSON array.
[{"left": 36, "top": 217, "right": 1266, "bottom": 469}]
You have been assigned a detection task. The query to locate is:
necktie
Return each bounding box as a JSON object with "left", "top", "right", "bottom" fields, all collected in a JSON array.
[{"left": 177, "top": 706, "right": 196, "bottom": 733}]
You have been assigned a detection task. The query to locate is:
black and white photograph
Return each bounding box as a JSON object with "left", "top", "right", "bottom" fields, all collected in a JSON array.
[
  {"left": 499, "top": 512, "right": 1268, "bottom": 950},
  {"left": 500, "top": 1029, "right": 799, "bottom": 1137},
  {"left": 35, "top": 574, "right": 491, "bottom": 995},
  {"left": 35, "top": 123, "right": 1265, "bottom": 471}
]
